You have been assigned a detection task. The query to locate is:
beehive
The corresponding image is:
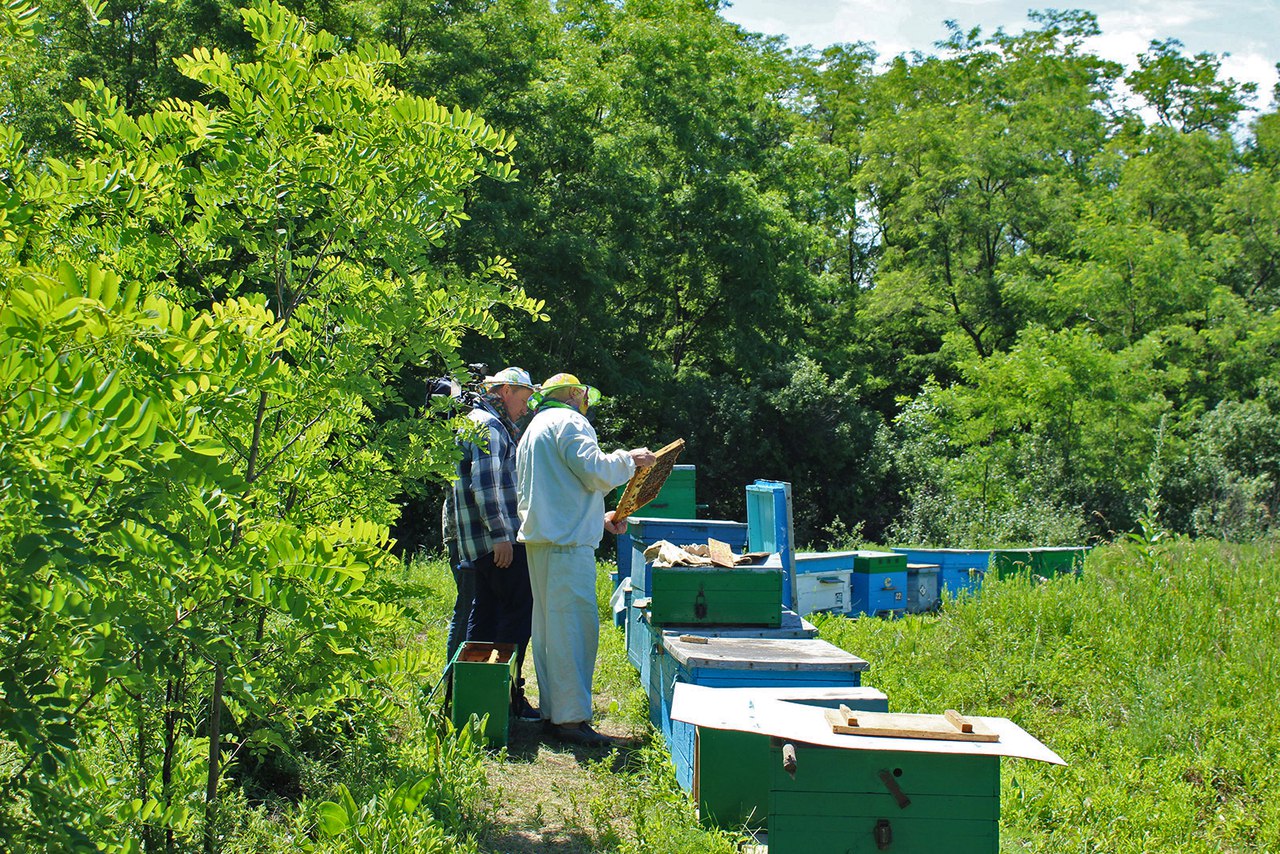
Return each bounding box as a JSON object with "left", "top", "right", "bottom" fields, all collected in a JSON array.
[
  {"left": 893, "top": 548, "right": 990, "bottom": 598},
  {"left": 671, "top": 688, "right": 1065, "bottom": 854},
  {"left": 617, "top": 517, "right": 749, "bottom": 588},
  {"left": 851, "top": 551, "right": 907, "bottom": 617},
  {"left": 693, "top": 687, "right": 889, "bottom": 831},
  {"left": 655, "top": 635, "right": 869, "bottom": 791},
  {"left": 768, "top": 742, "right": 1000, "bottom": 853},
  {"left": 450, "top": 641, "right": 516, "bottom": 747},
  {"left": 647, "top": 564, "right": 783, "bottom": 627},
  {"left": 990, "top": 546, "right": 1088, "bottom": 579},
  {"left": 905, "top": 563, "right": 941, "bottom": 613}
]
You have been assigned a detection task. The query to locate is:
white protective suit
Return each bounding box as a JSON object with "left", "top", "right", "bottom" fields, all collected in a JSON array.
[{"left": 516, "top": 403, "right": 635, "bottom": 725}]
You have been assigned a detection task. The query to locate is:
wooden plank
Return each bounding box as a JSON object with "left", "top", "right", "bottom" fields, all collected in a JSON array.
[
  {"left": 825, "top": 708, "right": 849, "bottom": 730},
  {"left": 707, "top": 537, "right": 736, "bottom": 568},
  {"left": 825, "top": 710, "right": 1000, "bottom": 743},
  {"left": 663, "top": 636, "right": 869, "bottom": 671},
  {"left": 945, "top": 708, "right": 974, "bottom": 733}
]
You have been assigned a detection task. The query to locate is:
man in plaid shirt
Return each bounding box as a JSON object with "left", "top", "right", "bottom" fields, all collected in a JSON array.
[{"left": 453, "top": 367, "right": 539, "bottom": 719}]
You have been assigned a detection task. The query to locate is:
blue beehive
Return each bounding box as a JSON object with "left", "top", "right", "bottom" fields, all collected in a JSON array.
[
  {"left": 626, "top": 603, "right": 818, "bottom": 704},
  {"left": 851, "top": 550, "right": 907, "bottom": 617},
  {"left": 619, "top": 517, "right": 750, "bottom": 591},
  {"left": 654, "top": 633, "right": 869, "bottom": 791},
  {"left": 892, "top": 548, "right": 992, "bottom": 598},
  {"left": 746, "top": 480, "right": 796, "bottom": 609}
]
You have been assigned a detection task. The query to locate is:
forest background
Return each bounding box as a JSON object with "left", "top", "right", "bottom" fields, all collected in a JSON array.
[
  {"left": 1, "top": 0, "right": 1278, "bottom": 850},
  {"left": 9, "top": 0, "right": 1280, "bottom": 549}
]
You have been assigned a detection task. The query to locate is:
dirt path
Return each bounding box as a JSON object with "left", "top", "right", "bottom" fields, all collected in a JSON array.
[
  {"left": 476, "top": 663, "right": 650, "bottom": 854},
  {"left": 480, "top": 717, "right": 644, "bottom": 852}
]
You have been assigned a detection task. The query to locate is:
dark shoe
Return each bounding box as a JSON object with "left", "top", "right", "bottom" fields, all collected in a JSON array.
[
  {"left": 511, "top": 694, "right": 540, "bottom": 721},
  {"left": 549, "top": 721, "right": 615, "bottom": 747}
]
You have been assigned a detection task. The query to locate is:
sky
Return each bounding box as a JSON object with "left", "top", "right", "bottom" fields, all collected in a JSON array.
[{"left": 719, "top": 0, "right": 1280, "bottom": 114}]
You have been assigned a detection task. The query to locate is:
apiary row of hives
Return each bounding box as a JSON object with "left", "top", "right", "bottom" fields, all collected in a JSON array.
[{"left": 614, "top": 480, "right": 1066, "bottom": 853}]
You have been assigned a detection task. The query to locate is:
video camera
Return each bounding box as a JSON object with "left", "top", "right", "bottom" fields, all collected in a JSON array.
[{"left": 424, "top": 362, "right": 490, "bottom": 413}]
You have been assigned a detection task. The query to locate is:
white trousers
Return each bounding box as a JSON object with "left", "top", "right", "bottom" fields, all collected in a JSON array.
[{"left": 526, "top": 543, "right": 599, "bottom": 725}]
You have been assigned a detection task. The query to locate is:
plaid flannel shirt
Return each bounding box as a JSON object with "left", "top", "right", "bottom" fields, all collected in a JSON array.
[{"left": 452, "top": 401, "right": 520, "bottom": 564}]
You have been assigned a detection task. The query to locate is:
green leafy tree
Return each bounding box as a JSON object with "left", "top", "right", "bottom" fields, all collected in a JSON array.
[
  {"left": 370, "top": 0, "right": 834, "bottom": 523},
  {"left": 892, "top": 326, "right": 1167, "bottom": 543},
  {"left": 1126, "top": 38, "right": 1257, "bottom": 135},
  {"left": 1212, "top": 107, "right": 1280, "bottom": 312},
  {"left": 0, "top": 2, "right": 541, "bottom": 849},
  {"left": 852, "top": 11, "right": 1122, "bottom": 380}
]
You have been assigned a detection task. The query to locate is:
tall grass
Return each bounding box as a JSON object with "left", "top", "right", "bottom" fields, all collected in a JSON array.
[
  {"left": 218, "top": 554, "right": 735, "bottom": 852},
  {"left": 221, "top": 554, "right": 493, "bottom": 853},
  {"left": 813, "top": 538, "right": 1280, "bottom": 852},
  {"left": 216, "top": 543, "right": 1280, "bottom": 852}
]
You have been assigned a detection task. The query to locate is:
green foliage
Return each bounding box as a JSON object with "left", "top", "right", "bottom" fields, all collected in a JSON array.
[
  {"left": 1127, "top": 38, "right": 1258, "bottom": 134},
  {"left": 308, "top": 775, "right": 477, "bottom": 854},
  {"left": 890, "top": 326, "right": 1166, "bottom": 543},
  {"left": 211, "top": 555, "right": 497, "bottom": 852},
  {"left": 0, "top": 2, "right": 539, "bottom": 849},
  {"left": 852, "top": 12, "right": 1121, "bottom": 367},
  {"left": 1164, "top": 379, "right": 1280, "bottom": 539},
  {"left": 814, "top": 538, "right": 1280, "bottom": 852}
]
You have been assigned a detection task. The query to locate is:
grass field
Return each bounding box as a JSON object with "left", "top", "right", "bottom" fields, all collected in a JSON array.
[
  {"left": 221, "top": 537, "right": 1280, "bottom": 852},
  {"left": 813, "top": 537, "right": 1280, "bottom": 853}
]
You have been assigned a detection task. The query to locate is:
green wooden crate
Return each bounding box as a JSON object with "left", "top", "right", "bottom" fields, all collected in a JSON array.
[
  {"left": 852, "top": 550, "right": 908, "bottom": 573},
  {"left": 696, "top": 688, "right": 888, "bottom": 831},
  {"left": 991, "top": 546, "right": 1087, "bottom": 579},
  {"left": 450, "top": 641, "right": 516, "bottom": 748},
  {"left": 768, "top": 741, "right": 1000, "bottom": 853},
  {"left": 649, "top": 565, "right": 782, "bottom": 627}
]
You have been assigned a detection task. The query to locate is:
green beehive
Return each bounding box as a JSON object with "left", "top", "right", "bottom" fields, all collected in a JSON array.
[
  {"left": 852, "top": 550, "right": 908, "bottom": 574},
  {"left": 696, "top": 688, "right": 888, "bottom": 831},
  {"left": 768, "top": 742, "right": 1000, "bottom": 853},
  {"left": 991, "top": 546, "right": 1087, "bottom": 579},
  {"left": 450, "top": 641, "right": 516, "bottom": 747},
  {"left": 648, "top": 565, "right": 782, "bottom": 627}
]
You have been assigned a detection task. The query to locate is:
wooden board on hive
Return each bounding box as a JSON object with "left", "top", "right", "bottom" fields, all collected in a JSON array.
[
  {"left": 615, "top": 438, "right": 686, "bottom": 520},
  {"left": 823, "top": 707, "right": 999, "bottom": 743}
]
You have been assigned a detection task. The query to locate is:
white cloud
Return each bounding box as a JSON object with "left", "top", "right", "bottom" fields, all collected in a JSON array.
[{"left": 721, "top": 0, "right": 1280, "bottom": 110}]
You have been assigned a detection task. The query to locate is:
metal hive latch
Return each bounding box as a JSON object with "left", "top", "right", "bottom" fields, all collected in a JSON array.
[{"left": 874, "top": 818, "right": 893, "bottom": 849}]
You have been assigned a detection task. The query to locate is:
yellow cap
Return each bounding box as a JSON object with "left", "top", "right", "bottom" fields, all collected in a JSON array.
[{"left": 536, "top": 373, "right": 602, "bottom": 412}]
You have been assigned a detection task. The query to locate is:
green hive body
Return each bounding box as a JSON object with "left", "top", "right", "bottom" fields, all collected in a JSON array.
[
  {"left": 768, "top": 742, "right": 1000, "bottom": 853},
  {"left": 450, "top": 641, "right": 517, "bottom": 747},
  {"left": 647, "top": 565, "right": 783, "bottom": 627},
  {"left": 990, "top": 546, "right": 1088, "bottom": 579}
]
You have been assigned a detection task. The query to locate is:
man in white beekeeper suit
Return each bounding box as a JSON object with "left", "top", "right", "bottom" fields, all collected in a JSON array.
[{"left": 516, "top": 373, "right": 655, "bottom": 746}]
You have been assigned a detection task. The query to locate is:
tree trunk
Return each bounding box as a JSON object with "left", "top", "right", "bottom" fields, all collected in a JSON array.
[{"left": 202, "top": 665, "right": 225, "bottom": 854}]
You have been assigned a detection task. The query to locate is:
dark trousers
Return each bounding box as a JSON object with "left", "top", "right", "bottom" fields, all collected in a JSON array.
[
  {"left": 465, "top": 543, "right": 533, "bottom": 682},
  {"left": 445, "top": 539, "right": 475, "bottom": 666}
]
